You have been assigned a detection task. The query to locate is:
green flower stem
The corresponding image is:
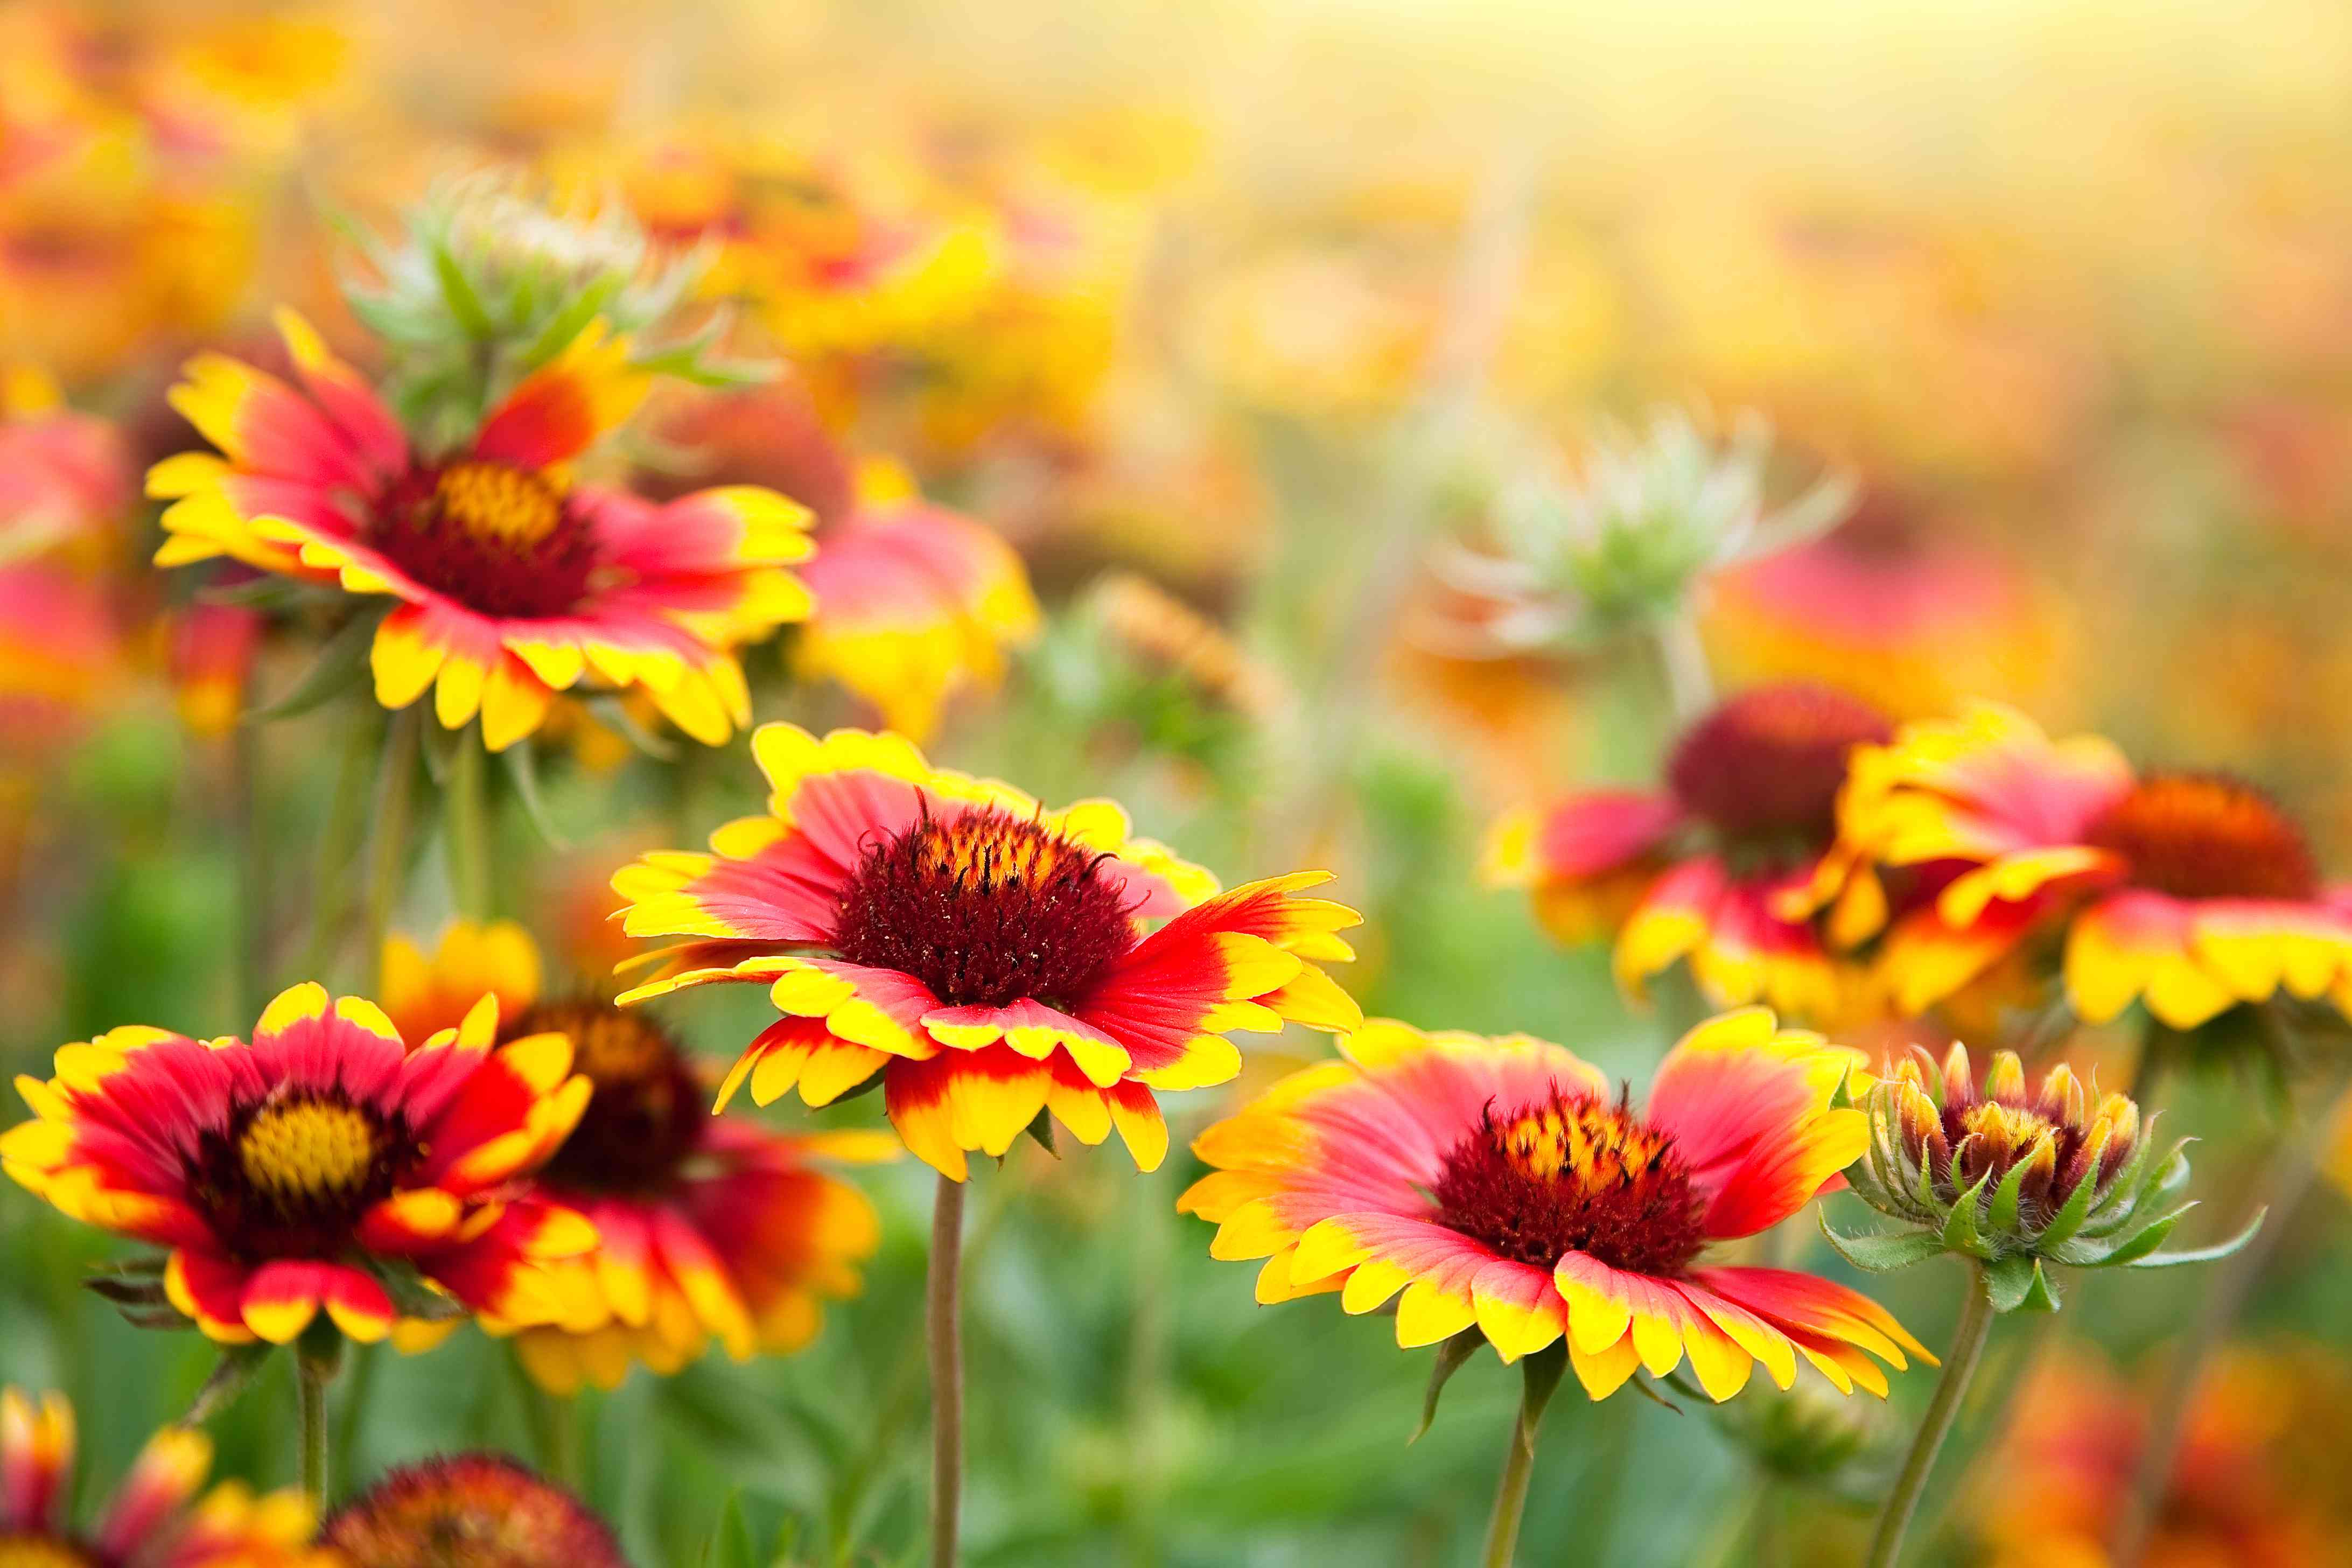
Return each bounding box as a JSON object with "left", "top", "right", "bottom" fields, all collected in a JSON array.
[
  {"left": 446, "top": 729, "right": 494, "bottom": 922},
  {"left": 296, "top": 1350, "right": 334, "bottom": 1511},
  {"left": 362, "top": 708, "right": 423, "bottom": 995},
  {"left": 229, "top": 702, "right": 269, "bottom": 1025},
  {"left": 1481, "top": 1347, "right": 1566, "bottom": 1568},
  {"left": 928, "top": 1173, "right": 968, "bottom": 1568},
  {"left": 507, "top": 1347, "right": 583, "bottom": 1486},
  {"left": 1652, "top": 610, "right": 1714, "bottom": 725},
  {"left": 299, "top": 715, "right": 380, "bottom": 984},
  {"left": 1865, "top": 1265, "right": 1996, "bottom": 1568},
  {"left": 2110, "top": 1073, "right": 2346, "bottom": 1565}
]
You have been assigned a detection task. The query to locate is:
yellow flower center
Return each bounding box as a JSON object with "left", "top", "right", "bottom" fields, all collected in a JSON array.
[
  {"left": 0, "top": 1536, "right": 96, "bottom": 1568},
  {"left": 1958, "top": 1100, "right": 2057, "bottom": 1163},
  {"left": 1493, "top": 1098, "right": 1677, "bottom": 1191},
  {"left": 238, "top": 1100, "right": 381, "bottom": 1201},
  {"left": 435, "top": 461, "right": 563, "bottom": 551}
]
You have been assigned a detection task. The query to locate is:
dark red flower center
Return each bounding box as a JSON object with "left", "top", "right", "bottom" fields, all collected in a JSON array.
[
  {"left": 323, "top": 1453, "right": 627, "bottom": 1568},
  {"left": 0, "top": 1535, "right": 99, "bottom": 1568},
  {"left": 1431, "top": 1088, "right": 1707, "bottom": 1276},
  {"left": 190, "top": 1092, "right": 412, "bottom": 1261},
  {"left": 829, "top": 802, "right": 1141, "bottom": 1010},
  {"left": 369, "top": 460, "right": 600, "bottom": 620},
  {"left": 1668, "top": 683, "right": 1892, "bottom": 862},
  {"left": 519, "top": 1003, "right": 704, "bottom": 1195},
  {"left": 2083, "top": 771, "right": 2319, "bottom": 902}
]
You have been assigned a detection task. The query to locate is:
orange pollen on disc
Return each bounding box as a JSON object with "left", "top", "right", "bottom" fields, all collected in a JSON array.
[
  {"left": 435, "top": 461, "right": 563, "bottom": 550},
  {"left": 829, "top": 802, "right": 1141, "bottom": 1010},
  {"left": 515, "top": 1002, "right": 701, "bottom": 1196},
  {"left": 1431, "top": 1088, "right": 1706, "bottom": 1276},
  {"left": 2083, "top": 771, "right": 2319, "bottom": 902},
  {"left": 0, "top": 1537, "right": 96, "bottom": 1568},
  {"left": 1667, "top": 682, "right": 1893, "bottom": 857}
]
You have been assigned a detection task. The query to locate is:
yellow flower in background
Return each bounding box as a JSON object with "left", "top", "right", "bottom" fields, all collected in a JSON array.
[
  {"left": 382, "top": 922, "right": 887, "bottom": 1392},
  {"left": 1, "top": 1389, "right": 331, "bottom": 1567}
]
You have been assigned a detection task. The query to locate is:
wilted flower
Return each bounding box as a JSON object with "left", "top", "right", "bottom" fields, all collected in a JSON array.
[
  {"left": 0, "top": 982, "right": 594, "bottom": 1347},
  {"left": 1180, "top": 1010, "right": 1928, "bottom": 1402},
  {"left": 150, "top": 311, "right": 812, "bottom": 749},
  {"left": 322, "top": 1453, "right": 626, "bottom": 1568},
  {"left": 1485, "top": 682, "right": 1893, "bottom": 1023},
  {"left": 612, "top": 723, "right": 1361, "bottom": 1180},
  {"left": 1, "top": 1388, "right": 329, "bottom": 1568},
  {"left": 382, "top": 922, "right": 887, "bottom": 1392},
  {"left": 1430, "top": 408, "right": 1854, "bottom": 654},
  {"left": 1827, "top": 1042, "right": 2257, "bottom": 1311}
]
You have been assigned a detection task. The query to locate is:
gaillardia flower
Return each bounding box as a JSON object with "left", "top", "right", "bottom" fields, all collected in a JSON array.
[
  {"left": 382, "top": 922, "right": 886, "bottom": 1393},
  {"left": 1485, "top": 683, "right": 1893, "bottom": 1022},
  {"left": 1833, "top": 702, "right": 2352, "bottom": 1028},
  {"left": 612, "top": 723, "right": 1362, "bottom": 1180},
  {"left": 1828, "top": 1043, "right": 2251, "bottom": 1311},
  {"left": 1178, "top": 1010, "right": 1929, "bottom": 1401},
  {"left": 322, "top": 1453, "right": 624, "bottom": 1568},
  {"left": 148, "top": 311, "right": 813, "bottom": 748},
  {"left": 1, "top": 1388, "right": 328, "bottom": 1568},
  {"left": 0, "top": 982, "right": 593, "bottom": 1346}
]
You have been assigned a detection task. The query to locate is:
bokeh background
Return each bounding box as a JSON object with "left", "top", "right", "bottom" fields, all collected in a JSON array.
[{"left": 7, "top": 0, "right": 2352, "bottom": 1563}]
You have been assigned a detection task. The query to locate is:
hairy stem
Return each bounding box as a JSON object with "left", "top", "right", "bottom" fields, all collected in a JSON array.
[
  {"left": 928, "top": 1173, "right": 968, "bottom": 1568},
  {"left": 1480, "top": 1351, "right": 1564, "bottom": 1568},
  {"left": 296, "top": 1353, "right": 333, "bottom": 1511},
  {"left": 1865, "top": 1266, "right": 1995, "bottom": 1568},
  {"left": 446, "top": 730, "right": 494, "bottom": 921}
]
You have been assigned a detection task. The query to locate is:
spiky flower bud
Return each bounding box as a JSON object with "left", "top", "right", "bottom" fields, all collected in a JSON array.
[
  {"left": 1709, "top": 1373, "right": 1895, "bottom": 1501},
  {"left": 339, "top": 170, "right": 766, "bottom": 448},
  {"left": 1824, "top": 1043, "right": 2259, "bottom": 1312},
  {"left": 1427, "top": 408, "right": 1855, "bottom": 655}
]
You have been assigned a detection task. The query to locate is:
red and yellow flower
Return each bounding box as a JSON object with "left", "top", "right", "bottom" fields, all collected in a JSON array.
[
  {"left": 1485, "top": 683, "right": 1894, "bottom": 1023},
  {"left": 1178, "top": 1010, "right": 1929, "bottom": 1401},
  {"left": 794, "top": 460, "right": 1040, "bottom": 741},
  {"left": 612, "top": 723, "right": 1363, "bottom": 1180},
  {"left": 381, "top": 921, "right": 887, "bottom": 1392},
  {"left": 148, "top": 311, "right": 814, "bottom": 749},
  {"left": 0, "top": 981, "right": 594, "bottom": 1347},
  {"left": 1833, "top": 702, "right": 2352, "bottom": 1027},
  {"left": 323, "top": 1453, "right": 622, "bottom": 1568},
  {"left": 1, "top": 1388, "right": 330, "bottom": 1568}
]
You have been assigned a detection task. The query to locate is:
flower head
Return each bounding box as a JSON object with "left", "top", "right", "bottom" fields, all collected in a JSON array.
[
  {"left": 1, "top": 1388, "right": 327, "bottom": 1568},
  {"left": 1832, "top": 702, "right": 2352, "bottom": 1031},
  {"left": 1179, "top": 1010, "right": 1928, "bottom": 1402},
  {"left": 1829, "top": 1042, "right": 2253, "bottom": 1311},
  {"left": 150, "top": 311, "right": 812, "bottom": 750},
  {"left": 612, "top": 723, "right": 1363, "bottom": 1180},
  {"left": 1, "top": 982, "right": 594, "bottom": 1346},
  {"left": 1486, "top": 682, "right": 1893, "bottom": 1023},
  {"left": 381, "top": 922, "right": 886, "bottom": 1391},
  {"left": 322, "top": 1454, "right": 625, "bottom": 1568}
]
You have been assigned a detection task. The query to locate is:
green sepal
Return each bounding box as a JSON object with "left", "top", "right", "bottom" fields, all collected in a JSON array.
[
  {"left": 1519, "top": 1339, "right": 1571, "bottom": 1439},
  {"left": 1020, "top": 1107, "right": 1058, "bottom": 1158},
  {"left": 501, "top": 739, "right": 571, "bottom": 850},
  {"left": 1817, "top": 1214, "right": 1947, "bottom": 1273},
  {"left": 430, "top": 239, "right": 495, "bottom": 339},
  {"left": 1941, "top": 1168, "right": 1992, "bottom": 1257},
  {"left": 585, "top": 693, "right": 680, "bottom": 760},
  {"left": 367, "top": 1260, "right": 469, "bottom": 1322},
  {"left": 1409, "top": 1329, "right": 1485, "bottom": 1445},
  {"left": 1986, "top": 1143, "right": 2038, "bottom": 1238},
  {"left": 2122, "top": 1207, "right": 2267, "bottom": 1270},
  {"left": 2093, "top": 1201, "right": 2196, "bottom": 1268},
  {"left": 2031, "top": 1151, "right": 2106, "bottom": 1248},
  {"left": 1983, "top": 1253, "right": 2060, "bottom": 1314}
]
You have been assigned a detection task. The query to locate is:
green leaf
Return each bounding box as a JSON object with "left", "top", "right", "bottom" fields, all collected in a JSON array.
[
  {"left": 702, "top": 1491, "right": 759, "bottom": 1568},
  {"left": 2124, "top": 1207, "right": 2267, "bottom": 1270},
  {"left": 185, "top": 1342, "right": 277, "bottom": 1423},
  {"left": 501, "top": 740, "right": 572, "bottom": 850},
  {"left": 1817, "top": 1216, "right": 1947, "bottom": 1273},
  {"left": 1408, "top": 1329, "right": 1484, "bottom": 1445},
  {"left": 245, "top": 610, "right": 382, "bottom": 723}
]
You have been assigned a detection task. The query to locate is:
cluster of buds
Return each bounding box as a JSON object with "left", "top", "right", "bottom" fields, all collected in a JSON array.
[
  {"left": 1424, "top": 408, "right": 1854, "bottom": 657},
  {"left": 1825, "top": 1044, "right": 2260, "bottom": 1312}
]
